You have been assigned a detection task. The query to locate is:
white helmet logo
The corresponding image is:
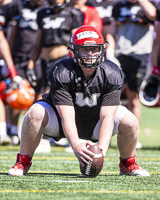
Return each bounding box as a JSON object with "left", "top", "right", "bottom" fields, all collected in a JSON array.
[{"left": 76, "top": 31, "right": 99, "bottom": 40}]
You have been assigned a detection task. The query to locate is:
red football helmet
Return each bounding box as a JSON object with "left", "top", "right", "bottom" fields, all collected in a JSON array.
[
  {"left": 139, "top": 74, "right": 160, "bottom": 107},
  {"left": 68, "top": 25, "right": 107, "bottom": 68},
  {"left": 5, "top": 79, "right": 35, "bottom": 109}
]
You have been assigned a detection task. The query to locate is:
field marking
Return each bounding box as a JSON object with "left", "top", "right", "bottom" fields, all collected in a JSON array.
[
  {"left": 53, "top": 180, "right": 91, "bottom": 182},
  {"left": 0, "top": 189, "right": 160, "bottom": 194},
  {"left": 1, "top": 170, "right": 160, "bottom": 174},
  {"left": 1, "top": 155, "right": 160, "bottom": 161},
  {"left": 0, "top": 146, "right": 65, "bottom": 151}
]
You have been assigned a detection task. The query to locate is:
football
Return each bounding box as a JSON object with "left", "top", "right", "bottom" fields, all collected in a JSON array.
[{"left": 80, "top": 144, "right": 104, "bottom": 178}]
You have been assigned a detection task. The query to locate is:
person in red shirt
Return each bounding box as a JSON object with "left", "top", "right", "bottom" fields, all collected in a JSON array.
[{"left": 70, "top": 0, "right": 103, "bottom": 33}]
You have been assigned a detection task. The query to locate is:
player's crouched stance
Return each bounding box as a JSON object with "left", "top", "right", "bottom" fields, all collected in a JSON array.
[{"left": 8, "top": 26, "right": 149, "bottom": 177}]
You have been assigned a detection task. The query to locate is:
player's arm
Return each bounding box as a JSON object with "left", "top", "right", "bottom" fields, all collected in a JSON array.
[
  {"left": 27, "top": 29, "right": 42, "bottom": 85},
  {"left": 55, "top": 105, "right": 94, "bottom": 165},
  {"left": 0, "top": 31, "right": 17, "bottom": 79},
  {"left": 28, "top": 29, "right": 42, "bottom": 70},
  {"left": 105, "top": 7, "right": 120, "bottom": 66},
  {"left": 71, "top": 28, "right": 78, "bottom": 35},
  {"left": 0, "top": 31, "right": 14, "bottom": 67},
  {"left": 7, "top": 21, "right": 18, "bottom": 53},
  {"left": 106, "top": 32, "right": 121, "bottom": 67},
  {"left": 139, "top": 0, "right": 156, "bottom": 21},
  {"left": 98, "top": 105, "right": 118, "bottom": 157},
  {"left": 151, "top": 21, "right": 160, "bottom": 76},
  {"left": 152, "top": 22, "right": 160, "bottom": 67}
]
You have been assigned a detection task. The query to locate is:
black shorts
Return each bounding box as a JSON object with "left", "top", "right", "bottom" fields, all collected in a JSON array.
[
  {"left": 117, "top": 55, "right": 147, "bottom": 92},
  {"left": 40, "top": 54, "right": 70, "bottom": 93},
  {"left": 13, "top": 56, "right": 43, "bottom": 94}
]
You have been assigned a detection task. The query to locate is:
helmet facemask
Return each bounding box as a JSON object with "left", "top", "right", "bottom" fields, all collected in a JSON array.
[{"left": 69, "top": 43, "right": 107, "bottom": 68}]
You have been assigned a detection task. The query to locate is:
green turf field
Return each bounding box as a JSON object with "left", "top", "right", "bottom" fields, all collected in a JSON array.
[{"left": 0, "top": 105, "right": 160, "bottom": 200}]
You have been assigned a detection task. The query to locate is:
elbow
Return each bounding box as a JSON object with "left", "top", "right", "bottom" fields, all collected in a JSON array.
[
  {"left": 148, "top": 10, "right": 157, "bottom": 21},
  {"left": 149, "top": 15, "right": 156, "bottom": 21}
]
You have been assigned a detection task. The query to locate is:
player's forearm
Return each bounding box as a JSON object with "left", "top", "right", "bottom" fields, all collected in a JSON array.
[
  {"left": 28, "top": 48, "right": 41, "bottom": 69},
  {"left": 55, "top": 105, "right": 81, "bottom": 149},
  {"left": 152, "top": 22, "right": 160, "bottom": 66},
  {"left": 152, "top": 42, "right": 160, "bottom": 66},
  {"left": 139, "top": 0, "right": 156, "bottom": 21},
  {"left": 61, "top": 117, "right": 81, "bottom": 149},
  {"left": 98, "top": 117, "right": 114, "bottom": 156},
  {"left": 28, "top": 29, "right": 42, "bottom": 69},
  {"left": 0, "top": 35, "right": 14, "bottom": 67}
]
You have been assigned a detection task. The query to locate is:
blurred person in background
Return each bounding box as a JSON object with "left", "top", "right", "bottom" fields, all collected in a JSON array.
[
  {"left": 85, "top": 0, "right": 121, "bottom": 66},
  {"left": 26, "top": 0, "right": 84, "bottom": 151},
  {"left": 0, "top": 0, "right": 22, "bottom": 145},
  {"left": 111, "top": 0, "right": 158, "bottom": 149},
  {"left": 3, "top": 0, "right": 48, "bottom": 145},
  {"left": 0, "top": 30, "right": 21, "bottom": 145},
  {"left": 70, "top": 0, "right": 103, "bottom": 33},
  {"left": 139, "top": 16, "right": 160, "bottom": 107}
]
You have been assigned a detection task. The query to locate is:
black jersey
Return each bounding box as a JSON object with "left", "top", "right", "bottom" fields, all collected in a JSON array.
[
  {"left": 0, "top": 4, "right": 8, "bottom": 34},
  {"left": 37, "top": 7, "right": 84, "bottom": 47},
  {"left": 85, "top": 0, "right": 117, "bottom": 25},
  {"left": 4, "top": 0, "right": 48, "bottom": 57},
  {"left": 112, "top": 1, "right": 158, "bottom": 25},
  {"left": 0, "top": 5, "right": 5, "bottom": 26},
  {"left": 156, "top": 3, "right": 160, "bottom": 20},
  {"left": 45, "top": 58, "right": 123, "bottom": 140}
]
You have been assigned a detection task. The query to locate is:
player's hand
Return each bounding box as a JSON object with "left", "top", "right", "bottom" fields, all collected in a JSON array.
[
  {"left": 26, "top": 68, "right": 37, "bottom": 86},
  {"left": 97, "top": 145, "right": 106, "bottom": 158},
  {"left": 151, "top": 66, "right": 160, "bottom": 78},
  {"left": 73, "top": 141, "right": 95, "bottom": 166},
  {"left": 12, "top": 75, "right": 22, "bottom": 85}
]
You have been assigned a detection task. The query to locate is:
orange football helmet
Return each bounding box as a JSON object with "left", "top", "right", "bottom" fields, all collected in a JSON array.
[{"left": 5, "top": 79, "right": 35, "bottom": 109}]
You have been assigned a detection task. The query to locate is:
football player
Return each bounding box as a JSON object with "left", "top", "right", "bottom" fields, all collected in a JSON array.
[
  {"left": 2, "top": 0, "right": 48, "bottom": 145},
  {"left": 111, "top": 0, "right": 158, "bottom": 149},
  {"left": 27, "top": 0, "right": 84, "bottom": 94},
  {"left": 0, "top": 29, "right": 21, "bottom": 144},
  {"left": 139, "top": 20, "right": 160, "bottom": 107},
  {"left": 8, "top": 25, "right": 150, "bottom": 177},
  {"left": 70, "top": 0, "right": 103, "bottom": 33},
  {"left": 27, "top": 0, "right": 84, "bottom": 150}
]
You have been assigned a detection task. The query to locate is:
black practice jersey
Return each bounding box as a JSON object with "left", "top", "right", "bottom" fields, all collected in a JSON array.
[
  {"left": 45, "top": 58, "right": 123, "bottom": 140},
  {"left": 0, "top": 5, "right": 5, "bottom": 26},
  {"left": 112, "top": 1, "right": 159, "bottom": 25},
  {"left": 156, "top": 4, "right": 160, "bottom": 20},
  {"left": 37, "top": 7, "right": 84, "bottom": 47},
  {"left": 0, "top": 4, "right": 8, "bottom": 34},
  {"left": 85, "top": 0, "right": 118, "bottom": 25},
  {"left": 3, "top": 0, "right": 48, "bottom": 57}
]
